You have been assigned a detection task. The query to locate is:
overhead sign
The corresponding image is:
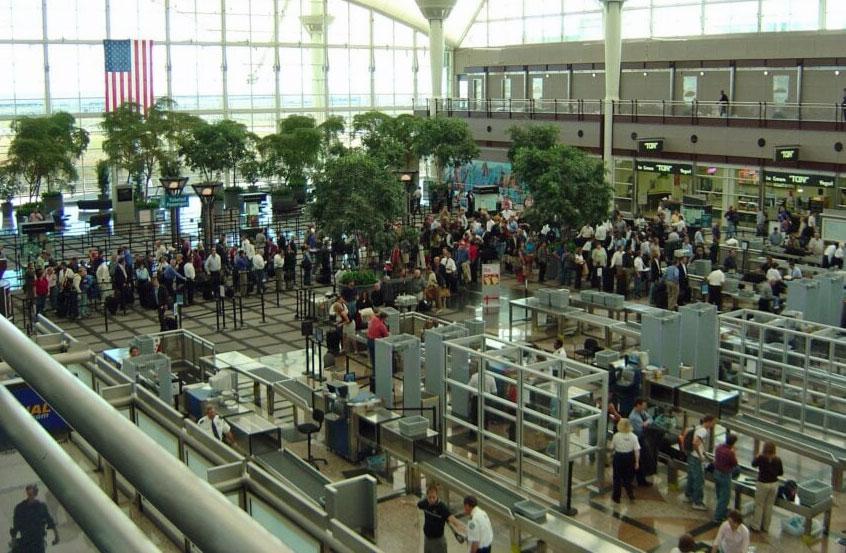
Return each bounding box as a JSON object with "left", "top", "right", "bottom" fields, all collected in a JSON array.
[
  {"left": 162, "top": 195, "right": 189, "bottom": 209},
  {"left": 764, "top": 171, "right": 834, "bottom": 188},
  {"left": 774, "top": 146, "right": 799, "bottom": 162},
  {"left": 636, "top": 161, "right": 693, "bottom": 176},
  {"left": 637, "top": 138, "right": 664, "bottom": 154}
]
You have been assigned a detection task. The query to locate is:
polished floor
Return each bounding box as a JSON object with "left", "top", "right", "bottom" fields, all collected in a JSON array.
[{"left": 13, "top": 271, "right": 846, "bottom": 553}]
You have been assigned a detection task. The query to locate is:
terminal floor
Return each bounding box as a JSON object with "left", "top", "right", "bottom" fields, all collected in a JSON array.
[{"left": 22, "top": 275, "right": 846, "bottom": 553}]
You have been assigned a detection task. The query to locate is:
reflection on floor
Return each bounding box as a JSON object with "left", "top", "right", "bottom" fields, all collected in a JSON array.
[
  {"left": 0, "top": 443, "right": 180, "bottom": 553},
  {"left": 13, "top": 271, "right": 846, "bottom": 552}
]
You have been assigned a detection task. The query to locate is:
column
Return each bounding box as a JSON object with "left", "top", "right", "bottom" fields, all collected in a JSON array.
[
  {"left": 602, "top": 1, "right": 625, "bottom": 179},
  {"left": 301, "top": 0, "right": 332, "bottom": 120},
  {"left": 416, "top": 0, "right": 457, "bottom": 115}
]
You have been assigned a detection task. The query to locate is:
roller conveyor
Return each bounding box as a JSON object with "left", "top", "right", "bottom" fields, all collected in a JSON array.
[
  {"left": 416, "top": 451, "right": 640, "bottom": 553},
  {"left": 256, "top": 449, "right": 331, "bottom": 504}
]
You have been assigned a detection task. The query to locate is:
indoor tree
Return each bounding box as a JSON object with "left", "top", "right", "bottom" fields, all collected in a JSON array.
[
  {"left": 260, "top": 115, "right": 322, "bottom": 204},
  {"left": 352, "top": 112, "right": 423, "bottom": 170},
  {"left": 6, "top": 111, "right": 89, "bottom": 205},
  {"left": 511, "top": 135, "right": 613, "bottom": 235},
  {"left": 317, "top": 115, "right": 347, "bottom": 160},
  {"left": 100, "top": 97, "right": 191, "bottom": 199},
  {"left": 415, "top": 116, "right": 479, "bottom": 205},
  {"left": 309, "top": 150, "right": 404, "bottom": 260}
]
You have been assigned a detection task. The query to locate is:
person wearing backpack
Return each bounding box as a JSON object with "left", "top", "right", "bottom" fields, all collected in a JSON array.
[
  {"left": 683, "top": 415, "right": 714, "bottom": 511},
  {"left": 750, "top": 441, "right": 783, "bottom": 532}
]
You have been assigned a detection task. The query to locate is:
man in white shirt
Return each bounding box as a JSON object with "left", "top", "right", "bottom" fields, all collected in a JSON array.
[
  {"left": 462, "top": 496, "right": 493, "bottom": 553},
  {"left": 242, "top": 237, "right": 256, "bottom": 259},
  {"left": 706, "top": 267, "right": 725, "bottom": 308},
  {"left": 251, "top": 252, "right": 266, "bottom": 293},
  {"left": 579, "top": 224, "right": 594, "bottom": 240},
  {"left": 468, "top": 369, "right": 497, "bottom": 396},
  {"left": 204, "top": 250, "right": 222, "bottom": 297},
  {"left": 633, "top": 253, "right": 648, "bottom": 298},
  {"left": 594, "top": 222, "right": 608, "bottom": 243},
  {"left": 197, "top": 405, "right": 234, "bottom": 445}
]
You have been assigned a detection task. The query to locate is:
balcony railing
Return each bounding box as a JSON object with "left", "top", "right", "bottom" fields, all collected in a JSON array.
[{"left": 414, "top": 97, "right": 846, "bottom": 125}]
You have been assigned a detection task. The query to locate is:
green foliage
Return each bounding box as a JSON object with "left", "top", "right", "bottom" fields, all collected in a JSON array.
[
  {"left": 338, "top": 269, "right": 379, "bottom": 286},
  {"left": 507, "top": 125, "right": 559, "bottom": 164},
  {"left": 237, "top": 132, "right": 271, "bottom": 186},
  {"left": 512, "top": 143, "right": 612, "bottom": 233},
  {"left": 309, "top": 151, "right": 404, "bottom": 252},
  {"left": 0, "top": 166, "right": 22, "bottom": 200},
  {"left": 353, "top": 111, "right": 423, "bottom": 170},
  {"left": 134, "top": 197, "right": 160, "bottom": 210},
  {"left": 101, "top": 97, "right": 192, "bottom": 198},
  {"left": 178, "top": 118, "right": 252, "bottom": 186},
  {"left": 261, "top": 115, "right": 322, "bottom": 193},
  {"left": 7, "top": 111, "right": 89, "bottom": 200},
  {"left": 318, "top": 115, "right": 347, "bottom": 158},
  {"left": 416, "top": 117, "right": 479, "bottom": 184},
  {"left": 16, "top": 202, "right": 41, "bottom": 217}
]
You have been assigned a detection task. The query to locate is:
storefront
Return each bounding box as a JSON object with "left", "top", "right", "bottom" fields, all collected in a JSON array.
[{"left": 614, "top": 158, "right": 842, "bottom": 224}]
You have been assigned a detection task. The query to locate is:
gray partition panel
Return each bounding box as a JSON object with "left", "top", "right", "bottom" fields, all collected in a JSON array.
[
  {"left": 374, "top": 339, "right": 394, "bottom": 408},
  {"left": 451, "top": 347, "right": 471, "bottom": 419},
  {"left": 680, "top": 302, "right": 719, "bottom": 381},
  {"left": 424, "top": 325, "right": 468, "bottom": 399},
  {"left": 641, "top": 311, "right": 681, "bottom": 374}
]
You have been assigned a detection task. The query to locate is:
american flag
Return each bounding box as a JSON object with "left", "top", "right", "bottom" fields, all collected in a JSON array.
[{"left": 103, "top": 39, "right": 154, "bottom": 113}]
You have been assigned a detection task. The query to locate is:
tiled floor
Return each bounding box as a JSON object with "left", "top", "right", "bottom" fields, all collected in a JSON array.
[{"left": 13, "top": 274, "right": 846, "bottom": 553}]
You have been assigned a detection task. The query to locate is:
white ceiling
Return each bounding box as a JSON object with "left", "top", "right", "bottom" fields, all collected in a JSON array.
[{"left": 348, "top": 0, "right": 484, "bottom": 46}]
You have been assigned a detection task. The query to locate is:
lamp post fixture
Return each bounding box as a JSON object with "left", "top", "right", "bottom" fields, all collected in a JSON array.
[
  {"left": 191, "top": 182, "right": 222, "bottom": 251},
  {"left": 159, "top": 177, "right": 189, "bottom": 248}
]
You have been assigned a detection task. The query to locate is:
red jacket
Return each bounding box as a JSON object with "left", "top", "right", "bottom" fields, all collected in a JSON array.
[{"left": 367, "top": 316, "right": 390, "bottom": 340}]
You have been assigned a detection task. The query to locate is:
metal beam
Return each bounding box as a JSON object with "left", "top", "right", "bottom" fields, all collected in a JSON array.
[
  {"left": 0, "top": 317, "right": 293, "bottom": 553},
  {"left": 0, "top": 385, "right": 160, "bottom": 553}
]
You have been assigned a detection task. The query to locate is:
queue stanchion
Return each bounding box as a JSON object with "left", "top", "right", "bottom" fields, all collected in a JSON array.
[
  {"left": 215, "top": 296, "right": 221, "bottom": 331},
  {"left": 237, "top": 295, "right": 244, "bottom": 327},
  {"left": 301, "top": 320, "right": 314, "bottom": 377},
  {"left": 260, "top": 288, "right": 266, "bottom": 323}
]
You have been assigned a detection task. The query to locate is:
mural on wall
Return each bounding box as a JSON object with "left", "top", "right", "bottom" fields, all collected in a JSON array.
[{"left": 444, "top": 160, "right": 528, "bottom": 205}]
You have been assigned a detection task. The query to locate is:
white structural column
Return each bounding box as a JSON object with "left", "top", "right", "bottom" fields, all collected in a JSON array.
[
  {"left": 301, "top": 0, "right": 332, "bottom": 120},
  {"left": 416, "top": 0, "right": 456, "bottom": 115},
  {"left": 602, "top": 0, "right": 625, "bottom": 179}
]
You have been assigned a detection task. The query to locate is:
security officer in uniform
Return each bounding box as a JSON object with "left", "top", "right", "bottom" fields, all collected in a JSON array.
[
  {"left": 9, "top": 484, "right": 59, "bottom": 553},
  {"left": 197, "top": 405, "right": 235, "bottom": 446},
  {"left": 463, "top": 495, "right": 493, "bottom": 553}
]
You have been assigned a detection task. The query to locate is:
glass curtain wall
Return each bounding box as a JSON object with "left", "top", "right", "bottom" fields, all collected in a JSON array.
[
  {"left": 464, "top": 0, "right": 846, "bottom": 47},
  {"left": 0, "top": 0, "right": 432, "bottom": 196}
]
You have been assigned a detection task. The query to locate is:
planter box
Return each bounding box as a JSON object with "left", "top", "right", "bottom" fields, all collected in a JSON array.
[{"left": 137, "top": 208, "right": 154, "bottom": 225}]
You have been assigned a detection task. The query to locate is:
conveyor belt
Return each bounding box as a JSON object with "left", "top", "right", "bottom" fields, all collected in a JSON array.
[
  {"left": 416, "top": 451, "right": 640, "bottom": 553},
  {"left": 417, "top": 450, "right": 524, "bottom": 513},
  {"left": 727, "top": 413, "right": 846, "bottom": 466},
  {"left": 256, "top": 450, "right": 330, "bottom": 504},
  {"left": 274, "top": 379, "right": 315, "bottom": 411}
]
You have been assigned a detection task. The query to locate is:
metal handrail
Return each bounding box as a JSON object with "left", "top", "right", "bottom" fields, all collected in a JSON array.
[{"left": 428, "top": 97, "right": 845, "bottom": 124}]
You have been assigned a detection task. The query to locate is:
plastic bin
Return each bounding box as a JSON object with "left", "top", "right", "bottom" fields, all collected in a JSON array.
[
  {"left": 398, "top": 415, "right": 429, "bottom": 438},
  {"left": 513, "top": 500, "right": 548, "bottom": 522},
  {"left": 534, "top": 289, "right": 553, "bottom": 305},
  {"left": 549, "top": 289, "right": 570, "bottom": 308},
  {"left": 797, "top": 479, "right": 832, "bottom": 505}
]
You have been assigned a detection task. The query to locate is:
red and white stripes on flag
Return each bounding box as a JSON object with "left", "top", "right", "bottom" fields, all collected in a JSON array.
[{"left": 103, "top": 39, "right": 155, "bottom": 113}]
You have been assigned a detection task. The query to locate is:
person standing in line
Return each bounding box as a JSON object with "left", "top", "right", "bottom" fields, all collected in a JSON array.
[
  {"left": 750, "top": 441, "right": 783, "bottom": 533},
  {"left": 183, "top": 252, "right": 196, "bottom": 305},
  {"left": 713, "top": 434, "right": 739, "bottom": 523},
  {"left": 9, "top": 484, "right": 59, "bottom": 553},
  {"left": 628, "top": 398, "right": 654, "bottom": 487},
  {"left": 462, "top": 496, "right": 493, "bottom": 553},
  {"left": 609, "top": 418, "right": 639, "bottom": 503},
  {"left": 706, "top": 266, "right": 725, "bottom": 308},
  {"left": 416, "top": 484, "right": 463, "bottom": 553},
  {"left": 841, "top": 87, "right": 846, "bottom": 123},
  {"left": 711, "top": 510, "right": 750, "bottom": 553},
  {"left": 664, "top": 258, "right": 680, "bottom": 311},
  {"left": 366, "top": 310, "right": 390, "bottom": 370},
  {"left": 684, "top": 415, "right": 714, "bottom": 511}
]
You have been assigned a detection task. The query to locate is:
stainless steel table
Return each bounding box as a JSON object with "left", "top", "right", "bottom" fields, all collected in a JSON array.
[{"left": 227, "top": 412, "right": 282, "bottom": 456}]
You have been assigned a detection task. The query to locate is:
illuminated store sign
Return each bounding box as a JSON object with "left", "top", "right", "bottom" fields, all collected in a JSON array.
[
  {"left": 637, "top": 138, "right": 664, "bottom": 154},
  {"left": 764, "top": 171, "right": 834, "bottom": 188},
  {"left": 636, "top": 161, "right": 693, "bottom": 176},
  {"left": 774, "top": 146, "right": 799, "bottom": 162}
]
